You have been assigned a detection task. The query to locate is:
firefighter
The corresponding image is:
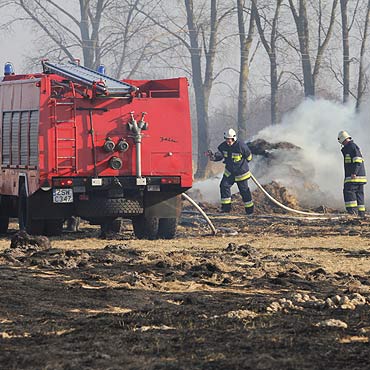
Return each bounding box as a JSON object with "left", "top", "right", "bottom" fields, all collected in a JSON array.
[
  {"left": 338, "top": 130, "right": 367, "bottom": 217},
  {"left": 207, "top": 128, "right": 254, "bottom": 214}
]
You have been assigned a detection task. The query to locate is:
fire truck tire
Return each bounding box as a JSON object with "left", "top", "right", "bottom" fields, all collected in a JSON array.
[
  {"left": 0, "top": 196, "right": 10, "bottom": 234},
  {"left": 18, "top": 183, "right": 46, "bottom": 235},
  {"left": 45, "top": 219, "right": 64, "bottom": 236},
  {"left": 27, "top": 221, "right": 46, "bottom": 236},
  {"left": 77, "top": 198, "right": 143, "bottom": 217},
  {"left": 0, "top": 216, "right": 9, "bottom": 234},
  {"left": 18, "top": 184, "right": 27, "bottom": 231},
  {"left": 132, "top": 215, "right": 159, "bottom": 240},
  {"left": 157, "top": 218, "right": 177, "bottom": 239}
]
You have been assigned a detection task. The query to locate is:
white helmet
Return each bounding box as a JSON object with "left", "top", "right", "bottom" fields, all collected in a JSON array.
[
  {"left": 337, "top": 130, "right": 351, "bottom": 145},
  {"left": 224, "top": 128, "right": 237, "bottom": 140}
]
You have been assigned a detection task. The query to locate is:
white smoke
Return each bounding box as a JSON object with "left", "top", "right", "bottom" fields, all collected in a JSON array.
[
  {"left": 189, "top": 174, "right": 224, "bottom": 203},
  {"left": 255, "top": 98, "right": 370, "bottom": 208},
  {"left": 192, "top": 98, "right": 370, "bottom": 209}
]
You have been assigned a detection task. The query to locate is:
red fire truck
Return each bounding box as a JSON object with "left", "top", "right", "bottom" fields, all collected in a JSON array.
[{"left": 0, "top": 61, "right": 193, "bottom": 238}]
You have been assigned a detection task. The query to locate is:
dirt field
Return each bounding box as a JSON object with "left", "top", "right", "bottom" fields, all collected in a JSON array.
[{"left": 1, "top": 209, "right": 370, "bottom": 370}]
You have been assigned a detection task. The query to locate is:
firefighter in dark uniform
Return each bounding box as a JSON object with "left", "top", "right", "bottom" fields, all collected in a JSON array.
[
  {"left": 338, "top": 130, "right": 366, "bottom": 217},
  {"left": 207, "top": 128, "right": 254, "bottom": 214}
]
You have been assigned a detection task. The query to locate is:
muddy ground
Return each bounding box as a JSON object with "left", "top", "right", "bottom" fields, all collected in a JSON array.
[{"left": 1, "top": 206, "right": 370, "bottom": 369}]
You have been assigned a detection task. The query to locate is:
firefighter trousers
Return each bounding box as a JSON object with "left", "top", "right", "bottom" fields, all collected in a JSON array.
[
  {"left": 220, "top": 174, "right": 254, "bottom": 214},
  {"left": 343, "top": 183, "right": 366, "bottom": 216}
]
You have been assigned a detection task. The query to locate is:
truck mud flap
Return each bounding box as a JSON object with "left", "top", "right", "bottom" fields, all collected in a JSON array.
[
  {"left": 144, "top": 193, "right": 181, "bottom": 218},
  {"left": 27, "top": 189, "right": 73, "bottom": 220}
]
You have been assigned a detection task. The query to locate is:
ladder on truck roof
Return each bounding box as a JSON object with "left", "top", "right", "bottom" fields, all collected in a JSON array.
[{"left": 42, "top": 61, "right": 138, "bottom": 96}]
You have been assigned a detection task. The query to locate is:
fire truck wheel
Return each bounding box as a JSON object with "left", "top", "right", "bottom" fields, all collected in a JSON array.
[
  {"left": 45, "top": 219, "right": 64, "bottom": 236},
  {"left": 157, "top": 218, "right": 177, "bottom": 239},
  {"left": 77, "top": 198, "right": 143, "bottom": 217},
  {"left": 18, "top": 183, "right": 46, "bottom": 235},
  {"left": 18, "top": 184, "right": 28, "bottom": 231},
  {"left": 132, "top": 216, "right": 159, "bottom": 240},
  {"left": 0, "top": 196, "right": 10, "bottom": 234},
  {"left": 27, "top": 221, "right": 46, "bottom": 236},
  {"left": 0, "top": 216, "right": 9, "bottom": 234}
]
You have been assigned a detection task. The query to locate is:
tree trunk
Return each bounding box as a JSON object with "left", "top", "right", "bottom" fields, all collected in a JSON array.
[
  {"left": 185, "top": 0, "right": 211, "bottom": 179},
  {"left": 356, "top": 0, "right": 370, "bottom": 110},
  {"left": 237, "top": 0, "right": 255, "bottom": 141},
  {"left": 312, "top": 0, "right": 338, "bottom": 89},
  {"left": 253, "top": 0, "right": 281, "bottom": 125},
  {"left": 340, "top": 0, "right": 350, "bottom": 103},
  {"left": 299, "top": 0, "right": 315, "bottom": 97},
  {"left": 269, "top": 1, "right": 281, "bottom": 125},
  {"left": 79, "top": 0, "right": 94, "bottom": 68},
  {"left": 270, "top": 57, "right": 278, "bottom": 125},
  {"left": 289, "top": 0, "right": 315, "bottom": 97}
]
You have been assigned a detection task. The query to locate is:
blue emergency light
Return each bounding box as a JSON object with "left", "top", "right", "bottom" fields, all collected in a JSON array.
[
  {"left": 97, "top": 64, "right": 106, "bottom": 75},
  {"left": 4, "top": 62, "right": 14, "bottom": 75}
]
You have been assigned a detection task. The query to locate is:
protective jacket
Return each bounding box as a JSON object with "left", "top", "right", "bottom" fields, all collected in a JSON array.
[
  {"left": 214, "top": 140, "right": 252, "bottom": 181},
  {"left": 341, "top": 140, "right": 367, "bottom": 184}
]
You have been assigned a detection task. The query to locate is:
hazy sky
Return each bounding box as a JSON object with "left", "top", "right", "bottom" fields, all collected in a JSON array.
[
  {"left": 0, "top": 33, "right": 29, "bottom": 72},
  {"left": 0, "top": 6, "right": 33, "bottom": 74}
]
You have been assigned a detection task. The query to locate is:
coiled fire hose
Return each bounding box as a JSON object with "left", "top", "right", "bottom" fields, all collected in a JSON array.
[{"left": 182, "top": 172, "right": 337, "bottom": 235}]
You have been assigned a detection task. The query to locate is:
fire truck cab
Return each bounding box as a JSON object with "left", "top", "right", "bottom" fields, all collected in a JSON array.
[{"left": 0, "top": 61, "right": 193, "bottom": 238}]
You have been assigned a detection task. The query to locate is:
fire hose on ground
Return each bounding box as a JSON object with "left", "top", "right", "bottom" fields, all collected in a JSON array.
[
  {"left": 181, "top": 193, "right": 217, "bottom": 235},
  {"left": 182, "top": 172, "right": 343, "bottom": 235},
  {"left": 249, "top": 173, "right": 325, "bottom": 217}
]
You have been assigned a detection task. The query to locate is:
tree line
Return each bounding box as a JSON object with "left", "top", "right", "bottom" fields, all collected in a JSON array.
[{"left": 1, "top": 0, "right": 370, "bottom": 178}]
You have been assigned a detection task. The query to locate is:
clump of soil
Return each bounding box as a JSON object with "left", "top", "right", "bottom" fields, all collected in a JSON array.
[
  {"left": 0, "top": 231, "right": 92, "bottom": 268},
  {"left": 0, "top": 231, "right": 51, "bottom": 265},
  {"left": 10, "top": 230, "right": 51, "bottom": 250}
]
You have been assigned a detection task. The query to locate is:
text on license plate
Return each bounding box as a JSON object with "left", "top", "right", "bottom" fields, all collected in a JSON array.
[{"left": 53, "top": 188, "right": 73, "bottom": 203}]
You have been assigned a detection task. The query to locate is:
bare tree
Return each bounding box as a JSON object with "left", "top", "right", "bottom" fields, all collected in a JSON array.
[
  {"left": 312, "top": 0, "right": 338, "bottom": 89},
  {"left": 104, "top": 0, "right": 166, "bottom": 79},
  {"left": 236, "top": 0, "right": 255, "bottom": 140},
  {"left": 6, "top": 0, "right": 110, "bottom": 68},
  {"left": 356, "top": 0, "right": 370, "bottom": 109},
  {"left": 327, "top": 0, "right": 363, "bottom": 102},
  {"left": 340, "top": 0, "right": 351, "bottom": 102},
  {"left": 288, "top": 0, "right": 338, "bottom": 97},
  {"left": 0, "top": 0, "right": 157, "bottom": 77},
  {"left": 252, "top": 0, "right": 282, "bottom": 125},
  {"left": 134, "top": 0, "right": 233, "bottom": 178},
  {"left": 288, "top": 0, "right": 314, "bottom": 96}
]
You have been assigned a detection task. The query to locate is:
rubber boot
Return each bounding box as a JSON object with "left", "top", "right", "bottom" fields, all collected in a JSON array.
[
  {"left": 221, "top": 203, "right": 232, "bottom": 213},
  {"left": 245, "top": 205, "right": 254, "bottom": 215}
]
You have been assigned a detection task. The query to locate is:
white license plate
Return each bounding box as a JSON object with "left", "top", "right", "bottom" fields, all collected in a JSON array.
[{"left": 53, "top": 188, "right": 73, "bottom": 203}]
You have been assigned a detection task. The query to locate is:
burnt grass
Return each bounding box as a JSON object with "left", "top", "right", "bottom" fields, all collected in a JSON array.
[{"left": 1, "top": 213, "right": 370, "bottom": 369}]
